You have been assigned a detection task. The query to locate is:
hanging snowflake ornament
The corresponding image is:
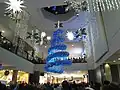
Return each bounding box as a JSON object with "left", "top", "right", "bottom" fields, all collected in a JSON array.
[
  {"left": 5, "top": 0, "right": 25, "bottom": 18},
  {"left": 66, "top": 31, "right": 75, "bottom": 40},
  {"left": 26, "top": 29, "right": 51, "bottom": 46}
]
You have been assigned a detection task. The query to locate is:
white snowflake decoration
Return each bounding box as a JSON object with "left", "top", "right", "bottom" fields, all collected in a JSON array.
[{"left": 66, "top": 31, "right": 75, "bottom": 40}]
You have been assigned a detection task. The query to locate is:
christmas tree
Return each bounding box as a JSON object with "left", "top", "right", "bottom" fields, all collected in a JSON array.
[{"left": 45, "top": 29, "right": 72, "bottom": 73}]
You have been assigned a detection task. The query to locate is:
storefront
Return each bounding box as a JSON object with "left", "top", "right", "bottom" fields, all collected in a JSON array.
[
  {"left": 39, "top": 71, "right": 88, "bottom": 84},
  {"left": 0, "top": 70, "right": 29, "bottom": 84}
]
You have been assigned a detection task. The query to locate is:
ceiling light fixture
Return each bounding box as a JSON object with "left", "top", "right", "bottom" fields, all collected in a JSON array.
[
  {"left": 66, "top": 31, "right": 74, "bottom": 40},
  {"left": 5, "top": 0, "right": 25, "bottom": 16},
  {"left": 45, "top": 46, "right": 47, "bottom": 48},
  {"left": 118, "top": 58, "right": 120, "bottom": 60},
  {"left": 113, "top": 60, "right": 116, "bottom": 63},
  {"left": 2, "top": 31, "right": 5, "bottom": 33},
  {"left": 105, "top": 63, "right": 109, "bottom": 68}
]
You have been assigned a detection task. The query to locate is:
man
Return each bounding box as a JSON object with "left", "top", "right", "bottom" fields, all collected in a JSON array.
[
  {"left": 45, "top": 82, "right": 54, "bottom": 90},
  {"left": 0, "top": 81, "right": 6, "bottom": 90}
]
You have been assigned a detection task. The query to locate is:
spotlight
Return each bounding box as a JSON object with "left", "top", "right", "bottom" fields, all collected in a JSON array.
[
  {"left": 3, "top": 40, "right": 6, "bottom": 43},
  {"left": 2, "top": 31, "right": 5, "bottom": 33},
  {"left": 47, "top": 36, "right": 51, "bottom": 40},
  {"left": 72, "top": 45, "right": 74, "bottom": 47},
  {"left": 45, "top": 46, "right": 47, "bottom": 48},
  {"left": 113, "top": 60, "right": 116, "bottom": 63},
  {"left": 118, "top": 58, "right": 120, "bottom": 60},
  {"left": 105, "top": 64, "right": 109, "bottom": 68}
]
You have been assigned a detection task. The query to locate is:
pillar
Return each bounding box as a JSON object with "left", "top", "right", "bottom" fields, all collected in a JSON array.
[
  {"left": 88, "top": 70, "right": 96, "bottom": 83},
  {"left": 29, "top": 71, "right": 40, "bottom": 84},
  {"left": 12, "top": 70, "right": 18, "bottom": 83},
  {"left": 100, "top": 64, "right": 106, "bottom": 83},
  {"left": 110, "top": 64, "right": 120, "bottom": 83},
  {"left": 104, "top": 63, "right": 112, "bottom": 82}
]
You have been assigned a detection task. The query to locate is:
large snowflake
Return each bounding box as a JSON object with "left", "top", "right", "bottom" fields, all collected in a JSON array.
[{"left": 5, "top": 0, "right": 25, "bottom": 14}]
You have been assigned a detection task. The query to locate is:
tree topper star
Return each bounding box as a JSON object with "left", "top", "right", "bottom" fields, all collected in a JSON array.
[{"left": 5, "top": 0, "right": 25, "bottom": 14}]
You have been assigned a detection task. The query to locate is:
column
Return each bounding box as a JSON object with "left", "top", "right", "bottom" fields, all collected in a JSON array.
[
  {"left": 100, "top": 64, "right": 106, "bottom": 83},
  {"left": 118, "top": 65, "right": 120, "bottom": 80},
  {"left": 29, "top": 71, "right": 40, "bottom": 84},
  {"left": 104, "top": 64, "right": 112, "bottom": 82},
  {"left": 88, "top": 70, "right": 96, "bottom": 83},
  {"left": 110, "top": 64, "right": 120, "bottom": 83},
  {"left": 12, "top": 70, "right": 18, "bottom": 83}
]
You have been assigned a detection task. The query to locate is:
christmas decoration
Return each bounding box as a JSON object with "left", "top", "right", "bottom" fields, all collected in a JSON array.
[
  {"left": 11, "top": 10, "right": 30, "bottom": 51},
  {"left": 5, "top": 0, "right": 26, "bottom": 19},
  {"left": 26, "top": 28, "right": 51, "bottom": 45},
  {"left": 4, "top": 71, "right": 9, "bottom": 76},
  {"left": 66, "top": 31, "right": 75, "bottom": 40},
  {"left": 75, "top": 28, "right": 87, "bottom": 40},
  {"left": 45, "top": 29, "right": 72, "bottom": 73},
  {"left": 54, "top": 21, "right": 63, "bottom": 28},
  {"left": 90, "top": 0, "right": 120, "bottom": 12},
  {"left": 5, "top": 0, "right": 29, "bottom": 52},
  {"left": 64, "top": 0, "right": 120, "bottom": 14},
  {"left": 66, "top": 28, "right": 87, "bottom": 41},
  {"left": 64, "top": 0, "right": 88, "bottom": 15}
]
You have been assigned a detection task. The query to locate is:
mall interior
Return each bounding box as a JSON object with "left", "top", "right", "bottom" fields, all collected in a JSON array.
[{"left": 0, "top": 0, "right": 120, "bottom": 90}]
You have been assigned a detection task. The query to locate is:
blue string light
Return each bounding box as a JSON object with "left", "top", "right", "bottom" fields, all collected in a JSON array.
[{"left": 45, "top": 29, "right": 72, "bottom": 73}]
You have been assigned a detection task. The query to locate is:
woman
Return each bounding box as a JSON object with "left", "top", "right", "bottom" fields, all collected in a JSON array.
[{"left": 61, "top": 81, "right": 71, "bottom": 90}]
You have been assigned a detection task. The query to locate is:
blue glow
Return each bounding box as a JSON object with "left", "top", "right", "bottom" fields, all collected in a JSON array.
[
  {"left": 45, "top": 29, "right": 72, "bottom": 73},
  {"left": 51, "top": 6, "right": 56, "bottom": 11},
  {"left": 45, "top": 65, "right": 64, "bottom": 73},
  {"left": 47, "top": 57, "right": 69, "bottom": 63},
  {"left": 46, "top": 51, "right": 69, "bottom": 61},
  {"left": 48, "top": 44, "right": 67, "bottom": 54}
]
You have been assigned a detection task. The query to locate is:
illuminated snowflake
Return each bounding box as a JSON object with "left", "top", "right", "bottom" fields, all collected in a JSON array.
[
  {"left": 5, "top": 0, "right": 25, "bottom": 14},
  {"left": 66, "top": 31, "right": 74, "bottom": 40}
]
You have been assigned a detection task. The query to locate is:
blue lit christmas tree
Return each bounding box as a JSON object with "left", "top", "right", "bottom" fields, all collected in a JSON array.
[{"left": 45, "top": 21, "right": 72, "bottom": 73}]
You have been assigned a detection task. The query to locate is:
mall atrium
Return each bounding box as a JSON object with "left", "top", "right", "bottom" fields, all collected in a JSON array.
[{"left": 0, "top": 0, "right": 120, "bottom": 90}]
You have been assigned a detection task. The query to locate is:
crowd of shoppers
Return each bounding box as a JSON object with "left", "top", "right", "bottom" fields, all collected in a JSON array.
[{"left": 0, "top": 80, "right": 120, "bottom": 90}]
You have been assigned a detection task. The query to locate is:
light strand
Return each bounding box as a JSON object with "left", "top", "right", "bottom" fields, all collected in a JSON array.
[
  {"left": 101, "top": 0, "right": 105, "bottom": 11},
  {"left": 65, "top": 0, "right": 120, "bottom": 14},
  {"left": 96, "top": 0, "right": 100, "bottom": 11},
  {"left": 115, "top": 0, "right": 119, "bottom": 9}
]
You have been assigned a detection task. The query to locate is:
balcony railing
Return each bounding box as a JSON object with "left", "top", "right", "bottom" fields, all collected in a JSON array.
[{"left": 0, "top": 32, "right": 87, "bottom": 64}]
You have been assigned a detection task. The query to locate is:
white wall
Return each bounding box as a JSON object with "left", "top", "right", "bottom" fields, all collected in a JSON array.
[
  {"left": 95, "top": 66, "right": 102, "bottom": 83},
  {"left": 0, "top": 47, "right": 34, "bottom": 73},
  {"left": 90, "top": 12, "right": 108, "bottom": 63},
  {"left": 34, "top": 63, "right": 88, "bottom": 72},
  {"left": 95, "top": 9, "right": 120, "bottom": 67}
]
